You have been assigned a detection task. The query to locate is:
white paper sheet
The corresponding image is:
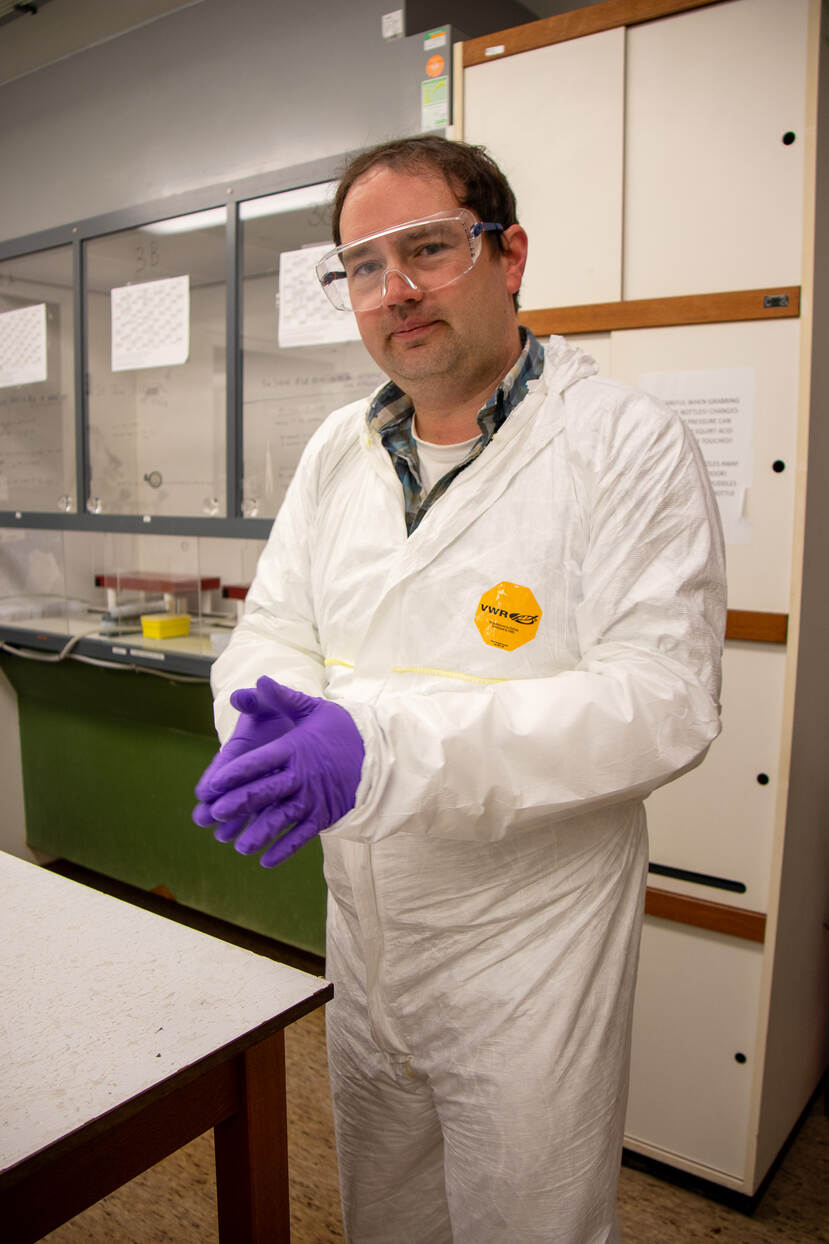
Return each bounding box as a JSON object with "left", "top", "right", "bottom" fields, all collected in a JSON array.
[
  {"left": 278, "top": 245, "right": 361, "bottom": 348},
  {"left": 0, "top": 303, "right": 47, "bottom": 388},
  {"left": 639, "top": 366, "right": 755, "bottom": 545},
  {"left": 111, "top": 275, "right": 190, "bottom": 372}
]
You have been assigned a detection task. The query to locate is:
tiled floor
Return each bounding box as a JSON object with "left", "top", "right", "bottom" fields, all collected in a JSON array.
[{"left": 38, "top": 867, "right": 829, "bottom": 1243}]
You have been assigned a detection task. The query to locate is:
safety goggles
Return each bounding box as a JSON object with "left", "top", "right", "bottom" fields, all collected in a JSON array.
[{"left": 315, "top": 209, "right": 504, "bottom": 312}]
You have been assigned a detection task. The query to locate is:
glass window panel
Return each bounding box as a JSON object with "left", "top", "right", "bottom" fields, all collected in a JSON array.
[
  {"left": 84, "top": 208, "right": 227, "bottom": 518},
  {"left": 0, "top": 245, "right": 76, "bottom": 513},
  {"left": 0, "top": 528, "right": 98, "bottom": 640},
  {"left": 63, "top": 530, "right": 221, "bottom": 658},
  {"left": 196, "top": 534, "right": 268, "bottom": 654},
  {"left": 0, "top": 527, "right": 68, "bottom": 630},
  {"left": 240, "top": 184, "right": 383, "bottom": 519}
]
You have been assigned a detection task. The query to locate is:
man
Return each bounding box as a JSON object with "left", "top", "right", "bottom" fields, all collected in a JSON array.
[{"left": 194, "top": 136, "right": 726, "bottom": 1243}]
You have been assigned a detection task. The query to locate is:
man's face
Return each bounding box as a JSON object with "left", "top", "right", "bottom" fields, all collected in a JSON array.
[{"left": 337, "top": 165, "right": 526, "bottom": 402}]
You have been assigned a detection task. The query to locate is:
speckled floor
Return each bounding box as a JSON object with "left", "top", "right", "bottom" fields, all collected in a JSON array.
[{"left": 37, "top": 868, "right": 828, "bottom": 1243}]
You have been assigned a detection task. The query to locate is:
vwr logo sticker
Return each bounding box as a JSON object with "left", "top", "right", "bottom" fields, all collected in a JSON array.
[{"left": 475, "top": 582, "right": 542, "bottom": 651}]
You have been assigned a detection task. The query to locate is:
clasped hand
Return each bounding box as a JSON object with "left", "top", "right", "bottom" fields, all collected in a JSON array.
[{"left": 192, "top": 676, "right": 364, "bottom": 868}]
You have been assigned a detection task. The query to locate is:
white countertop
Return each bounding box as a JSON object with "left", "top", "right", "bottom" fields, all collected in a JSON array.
[
  {"left": 1, "top": 610, "right": 227, "bottom": 652},
  {"left": 0, "top": 852, "right": 330, "bottom": 1174}
]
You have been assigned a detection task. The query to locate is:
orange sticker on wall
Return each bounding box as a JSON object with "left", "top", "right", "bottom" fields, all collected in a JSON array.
[
  {"left": 426, "top": 54, "right": 445, "bottom": 78},
  {"left": 475, "top": 582, "right": 542, "bottom": 651}
]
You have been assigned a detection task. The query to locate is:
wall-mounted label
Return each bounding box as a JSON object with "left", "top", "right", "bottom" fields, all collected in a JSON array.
[
  {"left": 382, "top": 9, "right": 403, "bottom": 40},
  {"left": 421, "top": 76, "right": 448, "bottom": 130},
  {"left": 424, "top": 28, "right": 447, "bottom": 51}
]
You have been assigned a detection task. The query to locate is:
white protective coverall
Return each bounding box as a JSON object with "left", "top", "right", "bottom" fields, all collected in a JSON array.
[{"left": 211, "top": 335, "right": 726, "bottom": 1244}]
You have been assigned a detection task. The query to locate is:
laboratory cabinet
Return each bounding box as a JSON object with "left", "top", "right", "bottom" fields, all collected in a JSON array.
[
  {"left": 461, "top": 25, "right": 626, "bottom": 308},
  {"left": 0, "top": 154, "right": 386, "bottom": 957},
  {"left": 461, "top": 0, "right": 808, "bottom": 304},
  {"left": 0, "top": 652, "right": 328, "bottom": 957},
  {"left": 458, "top": 0, "right": 827, "bottom": 1199},
  {"left": 0, "top": 155, "right": 382, "bottom": 533},
  {"left": 0, "top": 526, "right": 328, "bottom": 955}
]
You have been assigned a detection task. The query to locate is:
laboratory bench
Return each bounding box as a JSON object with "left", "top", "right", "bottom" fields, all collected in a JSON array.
[
  {"left": 0, "top": 850, "right": 332, "bottom": 1243},
  {"left": 0, "top": 610, "right": 223, "bottom": 677},
  {"left": 0, "top": 608, "right": 328, "bottom": 958}
]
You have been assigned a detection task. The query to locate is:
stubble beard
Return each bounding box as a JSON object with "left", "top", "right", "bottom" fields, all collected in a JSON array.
[{"left": 380, "top": 320, "right": 489, "bottom": 402}]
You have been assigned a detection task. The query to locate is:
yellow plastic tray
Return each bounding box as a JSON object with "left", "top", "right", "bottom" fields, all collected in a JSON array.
[{"left": 140, "top": 613, "right": 191, "bottom": 639}]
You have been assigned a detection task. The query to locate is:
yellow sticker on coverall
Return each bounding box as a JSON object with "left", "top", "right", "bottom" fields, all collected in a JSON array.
[{"left": 476, "top": 582, "right": 542, "bottom": 651}]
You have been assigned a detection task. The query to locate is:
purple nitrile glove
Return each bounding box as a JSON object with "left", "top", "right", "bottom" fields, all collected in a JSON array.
[
  {"left": 192, "top": 676, "right": 297, "bottom": 838},
  {"left": 199, "top": 681, "right": 364, "bottom": 868}
]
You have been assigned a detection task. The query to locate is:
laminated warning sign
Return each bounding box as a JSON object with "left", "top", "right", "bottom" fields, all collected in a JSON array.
[{"left": 475, "top": 582, "right": 542, "bottom": 651}]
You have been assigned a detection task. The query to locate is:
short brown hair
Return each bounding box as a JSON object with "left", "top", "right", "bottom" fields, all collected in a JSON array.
[{"left": 331, "top": 135, "right": 518, "bottom": 247}]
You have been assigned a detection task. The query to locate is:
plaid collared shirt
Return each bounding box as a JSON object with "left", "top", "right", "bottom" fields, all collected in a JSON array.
[{"left": 366, "top": 327, "right": 545, "bottom": 536}]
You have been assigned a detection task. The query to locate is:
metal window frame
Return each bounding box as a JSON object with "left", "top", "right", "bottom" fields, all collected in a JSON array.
[{"left": 0, "top": 150, "right": 357, "bottom": 538}]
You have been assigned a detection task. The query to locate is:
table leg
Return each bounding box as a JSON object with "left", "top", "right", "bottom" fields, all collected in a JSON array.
[{"left": 214, "top": 1029, "right": 291, "bottom": 1243}]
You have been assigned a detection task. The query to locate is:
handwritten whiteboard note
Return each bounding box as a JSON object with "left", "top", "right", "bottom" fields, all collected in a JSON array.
[
  {"left": 640, "top": 366, "right": 755, "bottom": 545},
  {"left": 243, "top": 343, "right": 382, "bottom": 514},
  {"left": 0, "top": 303, "right": 47, "bottom": 388},
  {"left": 278, "top": 245, "right": 361, "bottom": 348},
  {"left": 111, "top": 275, "right": 190, "bottom": 371}
]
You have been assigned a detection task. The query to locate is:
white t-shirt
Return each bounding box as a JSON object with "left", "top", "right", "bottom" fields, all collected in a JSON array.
[{"left": 412, "top": 424, "right": 480, "bottom": 495}]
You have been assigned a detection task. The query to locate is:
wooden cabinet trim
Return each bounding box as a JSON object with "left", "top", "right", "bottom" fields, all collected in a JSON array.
[
  {"left": 645, "top": 886, "right": 767, "bottom": 942},
  {"left": 463, "top": 0, "right": 725, "bottom": 69},
  {"left": 725, "top": 611, "right": 788, "bottom": 645},
  {"left": 519, "top": 288, "right": 800, "bottom": 337}
]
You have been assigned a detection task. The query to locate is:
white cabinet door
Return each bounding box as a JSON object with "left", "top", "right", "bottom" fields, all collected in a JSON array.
[
  {"left": 644, "top": 642, "right": 787, "bottom": 912},
  {"left": 463, "top": 27, "right": 625, "bottom": 310},
  {"left": 626, "top": 919, "right": 764, "bottom": 1182},
  {"left": 608, "top": 317, "right": 800, "bottom": 615},
  {"left": 623, "top": 0, "right": 810, "bottom": 298}
]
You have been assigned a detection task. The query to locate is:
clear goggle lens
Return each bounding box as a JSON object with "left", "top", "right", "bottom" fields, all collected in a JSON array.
[{"left": 315, "top": 209, "right": 503, "bottom": 312}]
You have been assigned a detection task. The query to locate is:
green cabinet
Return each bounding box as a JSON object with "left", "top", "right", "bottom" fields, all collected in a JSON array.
[{"left": 1, "top": 655, "right": 327, "bottom": 956}]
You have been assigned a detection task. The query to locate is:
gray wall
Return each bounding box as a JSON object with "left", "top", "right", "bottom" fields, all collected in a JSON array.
[{"left": 0, "top": 0, "right": 450, "bottom": 243}]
